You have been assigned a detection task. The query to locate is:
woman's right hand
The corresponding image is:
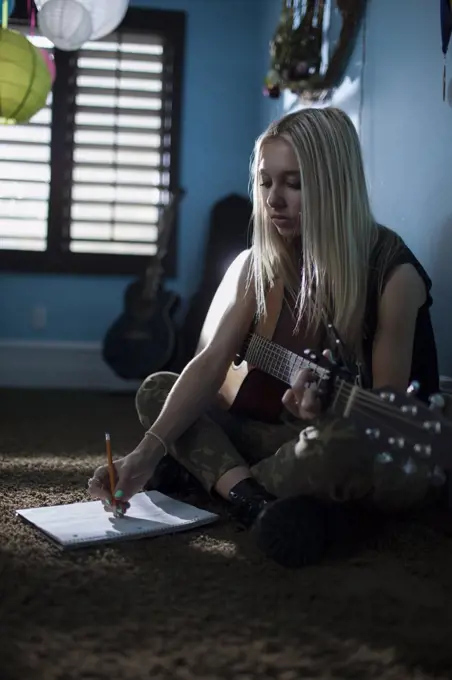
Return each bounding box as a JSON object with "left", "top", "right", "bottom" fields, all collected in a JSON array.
[{"left": 87, "top": 448, "right": 155, "bottom": 512}]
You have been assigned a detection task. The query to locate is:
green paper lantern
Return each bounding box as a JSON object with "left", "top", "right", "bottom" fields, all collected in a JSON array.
[{"left": 0, "top": 27, "right": 52, "bottom": 125}]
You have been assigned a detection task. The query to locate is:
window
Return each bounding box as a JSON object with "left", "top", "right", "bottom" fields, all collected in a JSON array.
[
  {"left": 0, "top": 31, "right": 53, "bottom": 253},
  {"left": 1, "top": 5, "right": 185, "bottom": 275}
]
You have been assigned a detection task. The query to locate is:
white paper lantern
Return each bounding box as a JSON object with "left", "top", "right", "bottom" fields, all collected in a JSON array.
[
  {"left": 37, "top": 0, "right": 93, "bottom": 52},
  {"left": 35, "top": 0, "right": 129, "bottom": 43},
  {"left": 89, "top": 0, "right": 129, "bottom": 41}
]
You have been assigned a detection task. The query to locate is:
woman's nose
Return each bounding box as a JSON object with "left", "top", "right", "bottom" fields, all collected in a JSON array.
[{"left": 267, "top": 187, "right": 285, "bottom": 209}]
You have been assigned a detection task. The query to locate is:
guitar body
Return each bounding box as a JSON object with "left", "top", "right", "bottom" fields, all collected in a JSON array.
[
  {"left": 222, "top": 361, "right": 288, "bottom": 422},
  {"left": 102, "top": 286, "right": 180, "bottom": 380}
]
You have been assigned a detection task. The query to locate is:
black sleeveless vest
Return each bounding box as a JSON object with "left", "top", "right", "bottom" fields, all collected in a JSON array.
[{"left": 360, "top": 225, "right": 439, "bottom": 402}]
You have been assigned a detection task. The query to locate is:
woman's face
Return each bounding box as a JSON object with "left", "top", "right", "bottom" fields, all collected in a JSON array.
[{"left": 258, "top": 138, "right": 301, "bottom": 237}]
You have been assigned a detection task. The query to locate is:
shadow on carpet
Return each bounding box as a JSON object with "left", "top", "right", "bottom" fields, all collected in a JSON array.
[{"left": 1, "top": 388, "right": 452, "bottom": 680}]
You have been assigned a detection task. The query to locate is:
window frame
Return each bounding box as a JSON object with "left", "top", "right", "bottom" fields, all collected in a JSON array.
[{"left": 1, "top": 2, "right": 185, "bottom": 277}]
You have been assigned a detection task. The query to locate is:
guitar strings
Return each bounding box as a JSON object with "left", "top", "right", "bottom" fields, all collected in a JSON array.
[{"left": 332, "top": 383, "right": 430, "bottom": 433}]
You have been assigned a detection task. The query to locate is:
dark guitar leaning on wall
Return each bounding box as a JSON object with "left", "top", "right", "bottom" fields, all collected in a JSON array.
[{"left": 102, "top": 188, "right": 185, "bottom": 381}]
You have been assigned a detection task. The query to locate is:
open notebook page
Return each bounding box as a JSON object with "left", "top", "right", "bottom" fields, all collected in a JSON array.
[{"left": 16, "top": 490, "right": 219, "bottom": 550}]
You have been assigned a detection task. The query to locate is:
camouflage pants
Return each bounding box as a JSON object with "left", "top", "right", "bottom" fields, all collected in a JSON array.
[{"left": 135, "top": 372, "right": 438, "bottom": 512}]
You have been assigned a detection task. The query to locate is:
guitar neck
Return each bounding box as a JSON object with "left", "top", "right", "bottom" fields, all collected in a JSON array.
[
  {"left": 142, "top": 189, "right": 184, "bottom": 299},
  {"left": 242, "top": 332, "right": 349, "bottom": 415},
  {"left": 242, "top": 332, "right": 326, "bottom": 385}
]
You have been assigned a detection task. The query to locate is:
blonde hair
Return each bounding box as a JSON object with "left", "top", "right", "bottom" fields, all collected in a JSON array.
[{"left": 250, "top": 107, "right": 378, "bottom": 358}]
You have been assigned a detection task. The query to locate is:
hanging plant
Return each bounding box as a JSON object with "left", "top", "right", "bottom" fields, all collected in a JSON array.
[{"left": 264, "top": 0, "right": 367, "bottom": 101}]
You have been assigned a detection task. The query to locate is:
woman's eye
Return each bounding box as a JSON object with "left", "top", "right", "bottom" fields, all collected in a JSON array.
[
  {"left": 259, "top": 182, "right": 271, "bottom": 188},
  {"left": 287, "top": 182, "right": 301, "bottom": 190}
]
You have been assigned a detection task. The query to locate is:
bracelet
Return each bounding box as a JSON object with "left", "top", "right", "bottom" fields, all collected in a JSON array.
[{"left": 145, "top": 429, "right": 168, "bottom": 455}]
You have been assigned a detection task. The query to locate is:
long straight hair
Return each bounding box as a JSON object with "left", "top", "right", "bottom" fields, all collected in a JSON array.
[{"left": 249, "top": 107, "right": 379, "bottom": 358}]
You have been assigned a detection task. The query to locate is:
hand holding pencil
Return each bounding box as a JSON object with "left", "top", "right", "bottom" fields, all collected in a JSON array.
[
  {"left": 104, "top": 433, "right": 128, "bottom": 517},
  {"left": 87, "top": 432, "right": 157, "bottom": 513}
]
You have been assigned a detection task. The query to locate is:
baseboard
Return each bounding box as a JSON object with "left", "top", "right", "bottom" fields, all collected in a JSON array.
[{"left": 0, "top": 340, "right": 141, "bottom": 391}]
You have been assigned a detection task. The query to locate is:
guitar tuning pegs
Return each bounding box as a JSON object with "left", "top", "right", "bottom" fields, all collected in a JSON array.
[
  {"left": 422, "top": 420, "right": 442, "bottom": 434},
  {"left": 388, "top": 436, "right": 405, "bottom": 448},
  {"left": 401, "top": 404, "right": 418, "bottom": 416},
  {"left": 406, "top": 381, "right": 420, "bottom": 396},
  {"left": 428, "top": 393, "right": 445, "bottom": 411},
  {"left": 379, "top": 391, "right": 396, "bottom": 403},
  {"left": 413, "top": 443, "right": 432, "bottom": 458}
]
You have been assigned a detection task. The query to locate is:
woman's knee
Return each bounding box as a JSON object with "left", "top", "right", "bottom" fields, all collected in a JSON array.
[
  {"left": 294, "top": 420, "right": 374, "bottom": 502},
  {"left": 135, "top": 371, "right": 179, "bottom": 428}
]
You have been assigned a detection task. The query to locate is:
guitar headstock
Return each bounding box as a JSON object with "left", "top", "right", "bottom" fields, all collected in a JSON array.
[{"left": 349, "top": 382, "right": 452, "bottom": 474}]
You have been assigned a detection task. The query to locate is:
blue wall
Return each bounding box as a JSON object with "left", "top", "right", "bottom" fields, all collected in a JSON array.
[
  {"left": 259, "top": 0, "right": 452, "bottom": 376},
  {"left": 357, "top": 0, "right": 452, "bottom": 375},
  {"left": 0, "top": 0, "right": 271, "bottom": 342}
]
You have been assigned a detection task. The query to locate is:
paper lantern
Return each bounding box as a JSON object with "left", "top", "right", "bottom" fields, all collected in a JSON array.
[
  {"left": 37, "top": 0, "right": 92, "bottom": 52},
  {"left": 89, "top": 0, "right": 129, "bottom": 41},
  {"left": 0, "top": 28, "right": 52, "bottom": 124},
  {"left": 35, "top": 0, "right": 129, "bottom": 42}
]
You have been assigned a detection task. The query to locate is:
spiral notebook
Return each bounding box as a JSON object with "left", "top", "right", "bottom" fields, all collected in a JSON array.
[{"left": 16, "top": 491, "right": 219, "bottom": 551}]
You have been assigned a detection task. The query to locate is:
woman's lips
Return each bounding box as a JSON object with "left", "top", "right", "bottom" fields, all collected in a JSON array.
[{"left": 271, "top": 216, "right": 292, "bottom": 228}]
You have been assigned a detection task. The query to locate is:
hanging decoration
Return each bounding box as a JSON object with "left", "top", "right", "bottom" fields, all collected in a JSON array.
[
  {"left": 37, "top": 0, "right": 92, "bottom": 52},
  {"left": 34, "top": 0, "right": 129, "bottom": 50},
  {"left": 440, "top": 0, "right": 452, "bottom": 101},
  {"left": 0, "top": 1, "right": 52, "bottom": 124},
  {"left": 264, "top": 0, "right": 367, "bottom": 101},
  {"left": 86, "top": 0, "right": 129, "bottom": 41},
  {"left": 24, "top": 0, "right": 57, "bottom": 84}
]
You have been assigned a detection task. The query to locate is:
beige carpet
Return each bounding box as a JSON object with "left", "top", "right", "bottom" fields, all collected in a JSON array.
[{"left": 1, "top": 387, "right": 452, "bottom": 680}]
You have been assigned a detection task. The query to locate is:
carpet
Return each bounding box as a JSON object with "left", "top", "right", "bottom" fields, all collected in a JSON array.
[{"left": 1, "top": 388, "right": 452, "bottom": 680}]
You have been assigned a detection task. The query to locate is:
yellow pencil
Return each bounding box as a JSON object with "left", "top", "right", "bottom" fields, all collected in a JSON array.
[{"left": 105, "top": 432, "right": 116, "bottom": 505}]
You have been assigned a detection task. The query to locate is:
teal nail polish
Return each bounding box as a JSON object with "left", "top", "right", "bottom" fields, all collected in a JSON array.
[
  {"left": 105, "top": 499, "right": 111, "bottom": 505},
  {"left": 114, "top": 489, "right": 124, "bottom": 499}
]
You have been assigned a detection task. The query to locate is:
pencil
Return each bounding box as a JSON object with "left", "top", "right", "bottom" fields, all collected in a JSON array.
[{"left": 105, "top": 432, "right": 116, "bottom": 504}]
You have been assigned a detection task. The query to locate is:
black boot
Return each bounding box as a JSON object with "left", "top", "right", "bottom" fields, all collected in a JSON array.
[
  {"left": 227, "top": 478, "right": 276, "bottom": 528},
  {"left": 251, "top": 495, "right": 330, "bottom": 568},
  {"left": 228, "top": 479, "right": 346, "bottom": 568},
  {"left": 144, "top": 454, "right": 205, "bottom": 497},
  {"left": 254, "top": 496, "right": 359, "bottom": 568}
]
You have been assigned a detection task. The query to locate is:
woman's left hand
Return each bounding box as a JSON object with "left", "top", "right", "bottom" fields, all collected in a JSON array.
[
  {"left": 282, "top": 349, "right": 333, "bottom": 420},
  {"left": 282, "top": 369, "right": 321, "bottom": 420}
]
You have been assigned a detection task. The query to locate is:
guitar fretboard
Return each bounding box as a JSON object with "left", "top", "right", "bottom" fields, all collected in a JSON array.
[{"left": 242, "top": 333, "right": 330, "bottom": 386}]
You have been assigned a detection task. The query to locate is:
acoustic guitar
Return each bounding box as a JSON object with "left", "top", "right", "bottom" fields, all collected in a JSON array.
[
  {"left": 196, "top": 254, "right": 452, "bottom": 472},
  {"left": 102, "top": 188, "right": 185, "bottom": 381},
  {"left": 219, "top": 331, "right": 452, "bottom": 475}
]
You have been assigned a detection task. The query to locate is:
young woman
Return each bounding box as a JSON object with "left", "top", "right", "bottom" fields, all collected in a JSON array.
[{"left": 88, "top": 107, "right": 441, "bottom": 568}]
